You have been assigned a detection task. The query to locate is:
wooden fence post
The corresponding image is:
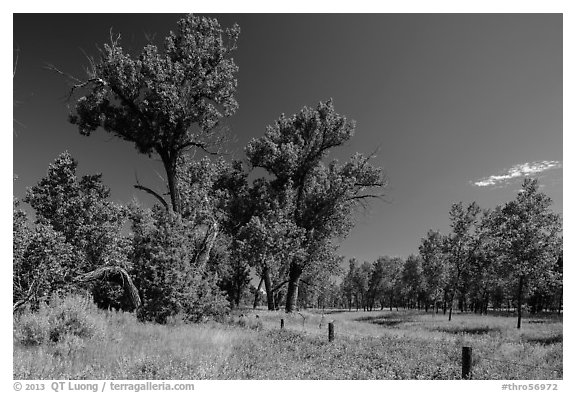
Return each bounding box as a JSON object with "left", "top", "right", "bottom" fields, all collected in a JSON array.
[
  {"left": 328, "top": 322, "right": 334, "bottom": 342},
  {"left": 462, "top": 346, "right": 472, "bottom": 379},
  {"left": 280, "top": 318, "right": 284, "bottom": 329}
]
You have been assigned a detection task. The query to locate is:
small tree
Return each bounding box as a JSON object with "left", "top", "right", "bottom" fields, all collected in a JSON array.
[
  {"left": 376, "top": 256, "right": 404, "bottom": 311},
  {"left": 444, "top": 202, "right": 482, "bottom": 321},
  {"left": 14, "top": 223, "right": 75, "bottom": 310},
  {"left": 22, "top": 152, "right": 133, "bottom": 310},
  {"left": 402, "top": 254, "right": 425, "bottom": 309},
  {"left": 419, "top": 229, "right": 448, "bottom": 313},
  {"left": 129, "top": 204, "right": 228, "bottom": 323},
  {"left": 490, "top": 179, "right": 562, "bottom": 328}
]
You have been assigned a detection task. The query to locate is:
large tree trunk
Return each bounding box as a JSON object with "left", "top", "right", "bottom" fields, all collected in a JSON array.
[
  {"left": 263, "top": 266, "right": 275, "bottom": 311},
  {"left": 517, "top": 275, "right": 524, "bottom": 329},
  {"left": 161, "top": 153, "right": 181, "bottom": 214},
  {"left": 285, "top": 263, "right": 303, "bottom": 313}
]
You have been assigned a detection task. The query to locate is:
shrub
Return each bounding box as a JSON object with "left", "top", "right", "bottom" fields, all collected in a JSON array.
[
  {"left": 14, "top": 312, "right": 50, "bottom": 346},
  {"left": 130, "top": 205, "right": 229, "bottom": 323},
  {"left": 46, "top": 293, "right": 106, "bottom": 342},
  {"left": 13, "top": 293, "right": 106, "bottom": 346}
]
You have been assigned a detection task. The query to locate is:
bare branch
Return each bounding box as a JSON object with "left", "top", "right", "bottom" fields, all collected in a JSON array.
[
  {"left": 13, "top": 279, "right": 37, "bottom": 313},
  {"left": 13, "top": 46, "right": 20, "bottom": 78},
  {"left": 44, "top": 63, "right": 107, "bottom": 101},
  {"left": 179, "top": 140, "right": 220, "bottom": 155},
  {"left": 271, "top": 279, "right": 290, "bottom": 293},
  {"left": 134, "top": 184, "right": 169, "bottom": 210},
  {"left": 134, "top": 171, "right": 169, "bottom": 209}
]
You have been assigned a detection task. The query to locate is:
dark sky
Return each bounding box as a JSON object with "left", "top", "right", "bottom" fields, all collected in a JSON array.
[{"left": 13, "top": 14, "right": 563, "bottom": 262}]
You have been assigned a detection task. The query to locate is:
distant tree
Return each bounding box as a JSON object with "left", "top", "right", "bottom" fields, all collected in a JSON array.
[
  {"left": 419, "top": 229, "right": 448, "bottom": 313},
  {"left": 444, "top": 202, "right": 482, "bottom": 321},
  {"left": 401, "top": 254, "right": 425, "bottom": 309},
  {"left": 367, "top": 257, "right": 386, "bottom": 311},
  {"left": 341, "top": 259, "right": 357, "bottom": 311},
  {"left": 375, "top": 256, "right": 404, "bottom": 311},
  {"left": 466, "top": 210, "right": 502, "bottom": 315},
  {"left": 59, "top": 15, "right": 240, "bottom": 213},
  {"left": 489, "top": 179, "right": 562, "bottom": 328},
  {"left": 351, "top": 261, "right": 372, "bottom": 311},
  {"left": 245, "top": 99, "right": 386, "bottom": 312}
]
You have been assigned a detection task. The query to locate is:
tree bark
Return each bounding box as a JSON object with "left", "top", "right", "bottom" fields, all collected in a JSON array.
[
  {"left": 517, "top": 275, "right": 524, "bottom": 329},
  {"left": 263, "top": 265, "right": 275, "bottom": 311},
  {"left": 253, "top": 277, "right": 264, "bottom": 309},
  {"left": 161, "top": 152, "right": 181, "bottom": 213},
  {"left": 285, "top": 263, "right": 303, "bottom": 313},
  {"left": 195, "top": 219, "right": 219, "bottom": 271}
]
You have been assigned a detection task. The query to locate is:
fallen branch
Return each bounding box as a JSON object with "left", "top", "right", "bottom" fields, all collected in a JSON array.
[
  {"left": 75, "top": 266, "right": 141, "bottom": 309},
  {"left": 13, "top": 279, "right": 37, "bottom": 313}
]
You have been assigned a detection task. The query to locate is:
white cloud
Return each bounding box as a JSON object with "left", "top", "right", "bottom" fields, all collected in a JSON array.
[{"left": 472, "top": 160, "right": 562, "bottom": 187}]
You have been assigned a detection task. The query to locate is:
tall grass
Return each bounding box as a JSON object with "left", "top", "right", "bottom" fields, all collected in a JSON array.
[{"left": 13, "top": 297, "right": 562, "bottom": 380}]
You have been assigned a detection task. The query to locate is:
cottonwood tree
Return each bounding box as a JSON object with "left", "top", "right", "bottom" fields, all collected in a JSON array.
[
  {"left": 341, "top": 259, "right": 357, "bottom": 311},
  {"left": 466, "top": 211, "right": 502, "bottom": 315},
  {"left": 401, "top": 254, "right": 425, "bottom": 309},
  {"left": 246, "top": 99, "right": 386, "bottom": 312},
  {"left": 57, "top": 15, "right": 240, "bottom": 213},
  {"left": 174, "top": 155, "right": 255, "bottom": 309},
  {"left": 444, "top": 201, "right": 482, "bottom": 321},
  {"left": 489, "top": 178, "right": 562, "bottom": 328},
  {"left": 22, "top": 152, "right": 134, "bottom": 310},
  {"left": 235, "top": 212, "right": 304, "bottom": 310},
  {"left": 419, "top": 229, "right": 448, "bottom": 313},
  {"left": 367, "top": 257, "right": 387, "bottom": 311}
]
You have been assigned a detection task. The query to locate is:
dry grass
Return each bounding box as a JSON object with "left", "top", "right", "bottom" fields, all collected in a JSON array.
[{"left": 14, "top": 304, "right": 562, "bottom": 380}]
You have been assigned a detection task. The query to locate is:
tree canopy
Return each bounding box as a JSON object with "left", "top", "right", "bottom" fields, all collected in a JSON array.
[{"left": 64, "top": 15, "right": 240, "bottom": 212}]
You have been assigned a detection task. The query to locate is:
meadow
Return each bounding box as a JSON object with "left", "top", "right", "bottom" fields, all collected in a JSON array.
[{"left": 13, "top": 298, "right": 562, "bottom": 380}]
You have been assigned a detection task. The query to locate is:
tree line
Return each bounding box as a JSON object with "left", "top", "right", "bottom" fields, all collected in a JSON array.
[
  {"left": 317, "top": 180, "right": 561, "bottom": 329},
  {"left": 13, "top": 14, "right": 385, "bottom": 323}
]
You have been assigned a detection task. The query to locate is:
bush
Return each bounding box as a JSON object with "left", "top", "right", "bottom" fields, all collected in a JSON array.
[
  {"left": 14, "top": 312, "right": 50, "bottom": 346},
  {"left": 46, "top": 293, "right": 106, "bottom": 342},
  {"left": 13, "top": 293, "right": 106, "bottom": 346},
  {"left": 130, "top": 206, "right": 229, "bottom": 324}
]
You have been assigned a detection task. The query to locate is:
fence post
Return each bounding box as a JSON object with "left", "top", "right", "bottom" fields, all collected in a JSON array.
[
  {"left": 462, "top": 346, "right": 472, "bottom": 379},
  {"left": 328, "top": 322, "right": 334, "bottom": 342},
  {"left": 280, "top": 318, "right": 284, "bottom": 329}
]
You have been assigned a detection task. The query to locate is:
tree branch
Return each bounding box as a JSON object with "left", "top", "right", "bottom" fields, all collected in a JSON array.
[
  {"left": 272, "top": 279, "right": 290, "bottom": 293},
  {"left": 133, "top": 171, "right": 168, "bottom": 209},
  {"left": 44, "top": 63, "right": 107, "bottom": 101},
  {"left": 13, "top": 279, "right": 37, "bottom": 313},
  {"left": 75, "top": 266, "right": 141, "bottom": 309}
]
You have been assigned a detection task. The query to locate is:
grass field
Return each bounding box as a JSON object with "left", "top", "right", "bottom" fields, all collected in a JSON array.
[{"left": 13, "top": 304, "right": 562, "bottom": 380}]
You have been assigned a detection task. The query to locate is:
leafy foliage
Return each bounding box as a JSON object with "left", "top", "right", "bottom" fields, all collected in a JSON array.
[
  {"left": 14, "top": 293, "right": 106, "bottom": 346},
  {"left": 20, "top": 152, "right": 132, "bottom": 310},
  {"left": 129, "top": 205, "right": 228, "bottom": 323},
  {"left": 488, "top": 179, "right": 562, "bottom": 327},
  {"left": 245, "top": 99, "right": 386, "bottom": 311},
  {"left": 67, "top": 14, "right": 240, "bottom": 212}
]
